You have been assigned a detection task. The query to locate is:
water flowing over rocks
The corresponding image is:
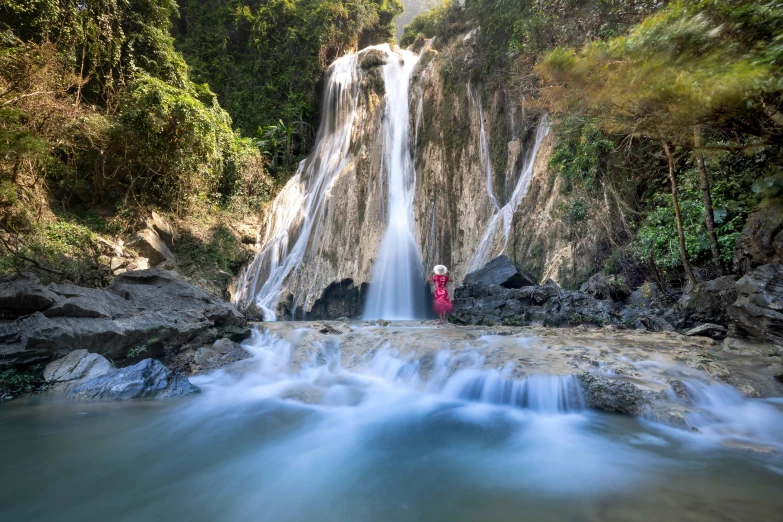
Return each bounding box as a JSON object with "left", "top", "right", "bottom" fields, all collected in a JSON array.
[
  {"left": 0, "top": 269, "right": 249, "bottom": 369},
  {"left": 258, "top": 320, "right": 783, "bottom": 432}
]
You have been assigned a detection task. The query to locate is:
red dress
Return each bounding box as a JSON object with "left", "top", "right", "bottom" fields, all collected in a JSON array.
[{"left": 432, "top": 274, "right": 453, "bottom": 315}]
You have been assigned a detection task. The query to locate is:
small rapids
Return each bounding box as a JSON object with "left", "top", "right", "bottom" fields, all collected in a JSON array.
[{"left": 2, "top": 327, "right": 783, "bottom": 522}]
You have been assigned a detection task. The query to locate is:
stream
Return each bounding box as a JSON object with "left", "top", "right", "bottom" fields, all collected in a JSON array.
[{"left": 2, "top": 325, "right": 783, "bottom": 522}]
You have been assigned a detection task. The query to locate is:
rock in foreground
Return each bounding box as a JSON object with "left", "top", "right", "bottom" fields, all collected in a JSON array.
[
  {"left": 68, "top": 358, "right": 199, "bottom": 400},
  {"left": 0, "top": 269, "right": 250, "bottom": 369}
]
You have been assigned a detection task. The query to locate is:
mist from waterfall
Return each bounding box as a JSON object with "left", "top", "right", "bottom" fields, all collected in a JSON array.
[{"left": 363, "top": 50, "right": 428, "bottom": 320}]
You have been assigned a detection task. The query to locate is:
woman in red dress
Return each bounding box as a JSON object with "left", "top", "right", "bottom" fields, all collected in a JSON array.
[{"left": 430, "top": 265, "right": 453, "bottom": 325}]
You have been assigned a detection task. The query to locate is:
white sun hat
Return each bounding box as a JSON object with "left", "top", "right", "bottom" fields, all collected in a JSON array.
[{"left": 433, "top": 265, "right": 448, "bottom": 275}]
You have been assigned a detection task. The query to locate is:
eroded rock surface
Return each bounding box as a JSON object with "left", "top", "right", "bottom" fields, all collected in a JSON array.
[
  {"left": 0, "top": 268, "right": 250, "bottom": 369},
  {"left": 727, "top": 262, "right": 783, "bottom": 351}
]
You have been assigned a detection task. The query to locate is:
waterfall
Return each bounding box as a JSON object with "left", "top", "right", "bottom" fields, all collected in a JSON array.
[
  {"left": 442, "top": 369, "right": 585, "bottom": 413},
  {"left": 234, "top": 54, "right": 361, "bottom": 320},
  {"left": 362, "top": 49, "right": 428, "bottom": 320},
  {"left": 467, "top": 118, "right": 551, "bottom": 273}
]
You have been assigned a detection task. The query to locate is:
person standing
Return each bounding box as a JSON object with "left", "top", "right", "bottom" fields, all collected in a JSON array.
[{"left": 430, "top": 265, "right": 453, "bottom": 325}]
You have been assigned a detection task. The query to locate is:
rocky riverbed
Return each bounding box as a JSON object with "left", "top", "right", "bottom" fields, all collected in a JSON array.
[{"left": 258, "top": 320, "right": 783, "bottom": 440}]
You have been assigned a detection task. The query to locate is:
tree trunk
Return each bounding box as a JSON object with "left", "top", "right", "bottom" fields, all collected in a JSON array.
[
  {"left": 662, "top": 140, "right": 697, "bottom": 287},
  {"left": 694, "top": 128, "right": 725, "bottom": 275}
]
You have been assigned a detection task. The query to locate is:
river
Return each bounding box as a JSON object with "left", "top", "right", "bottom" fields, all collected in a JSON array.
[{"left": 2, "top": 324, "right": 783, "bottom": 521}]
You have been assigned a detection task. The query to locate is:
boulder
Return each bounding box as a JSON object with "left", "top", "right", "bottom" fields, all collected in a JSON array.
[
  {"left": 128, "top": 228, "right": 175, "bottom": 266},
  {"left": 463, "top": 255, "right": 536, "bottom": 289},
  {"left": 0, "top": 268, "right": 250, "bottom": 369},
  {"left": 359, "top": 48, "right": 388, "bottom": 69},
  {"left": 577, "top": 373, "right": 650, "bottom": 416},
  {"left": 532, "top": 279, "right": 560, "bottom": 305},
  {"left": 44, "top": 282, "right": 132, "bottom": 319},
  {"left": 44, "top": 350, "right": 114, "bottom": 391},
  {"left": 727, "top": 262, "right": 783, "bottom": 350},
  {"left": 626, "top": 282, "right": 662, "bottom": 308},
  {"left": 678, "top": 275, "right": 738, "bottom": 325},
  {"left": 0, "top": 272, "right": 61, "bottom": 319},
  {"left": 149, "top": 211, "right": 174, "bottom": 245},
  {"left": 191, "top": 338, "right": 248, "bottom": 373},
  {"left": 733, "top": 203, "right": 783, "bottom": 275},
  {"left": 580, "top": 272, "right": 630, "bottom": 302},
  {"left": 68, "top": 358, "right": 199, "bottom": 400},
  {"left": 684, "top": 323, "right": 728, "bottom": 340}
]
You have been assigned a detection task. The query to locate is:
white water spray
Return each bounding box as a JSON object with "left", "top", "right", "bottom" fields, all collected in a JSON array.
[
  {"left": 234, "top": 53, "right": 362, "bottom": 320},
  {"left": 363, "top": 49, "right": 427, "bottom": 320},
  {"left": 468, "top": 118, "right": 550, "bottom": 272}
]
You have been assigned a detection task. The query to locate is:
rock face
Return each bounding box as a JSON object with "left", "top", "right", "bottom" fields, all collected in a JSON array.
[
  {"left": 68, "top": 358, "right": 199, "bottom": 400},
  {"left": 0, "top": 269, "right": 250, "bottom": 369},
  {"left": 236, "top": 36, "right": 590, "bottom": 319},
  {"left": 733, "top": 203, "right": 783, "bottom": 274},
  {"left": 678, "top": 275, "right": 738, "bottom": 325},
  {"left": 128, "top": 228, "right": 175, "bottom": 266},
  {"left": 0, "top": 273, "right": 61, "bottom": 319},
  {"left": 43, "top": 349, "right": 114, "bottom": 391},
  {"left": 685, "top": 323, "right": 728, "bottom": 340},
  {"left": 463, "top": 255, "right": 536, "bottom": 288},
  {"left": 452, "top": 277, "right": 617, "bottom": 327},
  {"left": 727, "top": 262, "right": 783, "bottom": 351},
  {"left": 579, "top": 272, "right": 630, "bottom": 302}
]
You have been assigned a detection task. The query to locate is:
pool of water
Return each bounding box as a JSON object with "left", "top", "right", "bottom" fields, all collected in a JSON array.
[{"left": 2, "top": 329, "right": 783, "bottom": 522}]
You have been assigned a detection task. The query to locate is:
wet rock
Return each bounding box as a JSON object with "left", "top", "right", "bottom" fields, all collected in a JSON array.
[
  {"left": 44, "top": 350, "right": 114, "bottom": 391},
  {"left": 580, "top": 272, "right": 630, "bottom": 302},
  {"left": 463, "top": 255, "right": 536, "bottom": 289},
  {"left": 726, "top": 262, "right": 783, "bottom": 350},
  {"left": 243, "top": 301, "right": 264, "bottom": 322},
  {"left": 685, "top": 323, "right": 727, "bottom": 340},
  {"left": 678, "top": 275, "right": 737, "bottom": 325},
  {"left": 68, "top": 358, "right": 199, "bottom": 400},
  {"left": 359, "top": 48, "right": 388, "bottom": 69},
  {"left": 0, "top": 272, "right": 61, "bottom": 319},
  {"left": 193, "top": 346, "right": 219, "bottom": 367},
  {"left": 577, "top": 373, "right": 650, "bottom": 416},
  {"left": 0, "top": 268, "right": 250, "bottom": 369},
  {"left": 128, "top": 228, "right": 175, "bottom": 266},
  {"left": 316, "top": 321, "right": 352, "bottom": 335}
]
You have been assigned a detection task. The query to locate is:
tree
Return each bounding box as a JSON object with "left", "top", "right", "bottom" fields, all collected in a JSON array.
[{"left": 537, "top": 0, "right": 783, "bottom": 283}]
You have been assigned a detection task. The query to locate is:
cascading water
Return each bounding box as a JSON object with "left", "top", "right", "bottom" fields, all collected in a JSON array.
[
  {"left": 468, "top": 116, "right": 551, "bottom": 273},
  {"left": 234, "top": 53, "right": 361, "bottom": 320},
  {"left": 362, "top": 50, "right": 428, "bottom": 320}
]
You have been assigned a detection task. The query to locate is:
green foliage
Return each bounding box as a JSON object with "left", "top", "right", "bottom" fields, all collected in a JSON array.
[
  {"left": 549, "top": 116, "right": 614, "bottom": 191},
  {"left": 633, "top": 157, "right": 758, "bottom": 268},
  {"left": 400, "top": 0, "right": 461, "bottom": 48},
  {"left": 174, "top": 0, "right": 403, "bottom": 143},
  {"left": 0, "top": 366, "right": 44, "bottom": 398},
  {"left": 0, "top": 218, "right": 113, "bottom": 286},
  {"left": 116, "top": 75, "right": 239, "bottom": 206},
  {"left": 537, "top": 0, "right": 783, "bottom": 142},
  {"left": 126, "top": 345, "right": 148, "bottom": 359}
]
